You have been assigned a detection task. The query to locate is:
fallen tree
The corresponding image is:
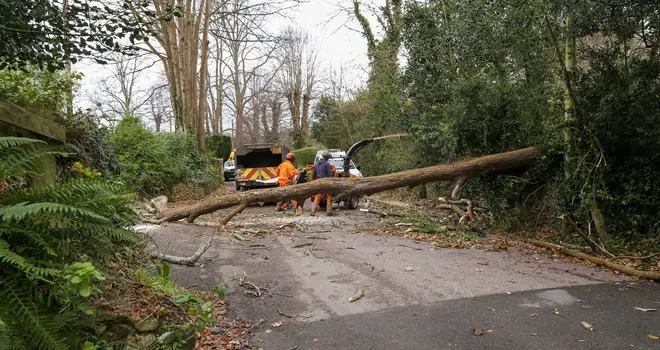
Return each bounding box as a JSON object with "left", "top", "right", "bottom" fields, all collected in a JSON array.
[
  {"left": 160, "top": 147, "right": 539, "bottom": 223},
  {"left": 527, "top": 239, "right": 660, "bottom": 281}
]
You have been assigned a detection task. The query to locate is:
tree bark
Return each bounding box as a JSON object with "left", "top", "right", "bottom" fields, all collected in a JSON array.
[
  {"left": 161, "top": 147, "right": 539, "bottom": 222},
  {"left": 150, "top": 236, "right": 214, "bottom": 266},
  {"left": 527, "top": 239, "right": 660, "bottom": 281}
]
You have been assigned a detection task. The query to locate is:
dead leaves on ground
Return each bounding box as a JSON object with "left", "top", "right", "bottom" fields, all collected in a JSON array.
[
  {"left": 196, "top": 319, "right": 252, "bottom": 350},
  {"left": 580, "top": 321, "right": 593, "bottom": 331},
  {"left": 472, "top": 328, "right": 494, "bottom": 336}
]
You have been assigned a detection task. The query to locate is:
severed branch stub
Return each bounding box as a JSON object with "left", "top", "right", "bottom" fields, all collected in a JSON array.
[
  {"left": 220, "top": 202, "right": 248, "bottom": 225},
  {"left": 438, "top": 197, "right": 475, "bottom": 224},
  {"left": 161, "top": 147, "right": 539, "bottom": 223},
  {"left": 451, "top": 177, "right": 468, "bottom": 200}
]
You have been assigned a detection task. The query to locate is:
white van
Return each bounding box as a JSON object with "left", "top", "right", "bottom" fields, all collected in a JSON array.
[
  {"left": 312, "top": 149, "right": 363, "bottom": 209},
  {"left": 314, "top": 149, "right": 363, "bottom": 178}
]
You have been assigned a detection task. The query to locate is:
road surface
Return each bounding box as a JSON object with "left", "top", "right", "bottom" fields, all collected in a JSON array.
[{"left": 142, "top": 197, "right": 659, "bottom": 349}]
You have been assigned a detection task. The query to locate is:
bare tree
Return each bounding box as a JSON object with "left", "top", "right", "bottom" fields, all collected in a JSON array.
[
  {"left": 88, "top": 54, "right": 160, "bottom": 128},
  {"left": 147, "top": 83, "right": 173, "bottom": 132},
  {"left": 144, "top": 0, "right": 213, "bottom": 151},
  {"left": 278, "top": 26, "right": 319, "bottom": 149},
  {"left": 262, "top": 95, "right": 282, "bottom": 143},
  {"left": 207, "top": 31, "right": 225, "bottom": 134},
  {"left": 214, "top": 0, "right": 282, "bottom": 148},
  {"left": 245, "top": 71, "right": 285, "bottom": 143}
]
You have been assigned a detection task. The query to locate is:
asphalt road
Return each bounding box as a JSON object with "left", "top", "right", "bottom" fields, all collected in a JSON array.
[
  {"left": 142, "top": 200, "right": 659, "bottom": 350},
  {"left": 255, "top": 282, "right": 660, "bottom": 350}
]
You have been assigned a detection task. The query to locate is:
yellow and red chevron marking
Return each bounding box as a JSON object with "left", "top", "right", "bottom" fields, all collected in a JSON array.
[
  {"left": 241, "top": 168, "right": 259, "bottom": 180},
  {"left": 261, "top": 167, "right": 278, "bottom": 180}
]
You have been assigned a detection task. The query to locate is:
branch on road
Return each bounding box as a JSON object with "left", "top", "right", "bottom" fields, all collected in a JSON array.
[
  {"left": 161, "top": 147, "right": 539, "bottom": 223},
  {"left": 527, "top": 239, "right": 660, "bottom": 281},
  {"left": 150, "top": 236, "right": 214, "bottom": 266}
]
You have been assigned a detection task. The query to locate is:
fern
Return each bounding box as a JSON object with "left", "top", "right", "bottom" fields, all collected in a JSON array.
[
  {"left": 0, "top": 137, "right": 46, "bottom": 150},
  {"left": 0, "top": 179, "right": 136, "bottom": 224},
  {"left": 0, "top": 239, "right": 59, "bottom": 278},
  {"left": 0, "top": 136, "right": 142, "bottom": 349},
  {"left": 0, "top": 281, "right": 69, "bottom": 350},
  {"left": 0, "top": 202, "right": 111, "bottom": 224}
]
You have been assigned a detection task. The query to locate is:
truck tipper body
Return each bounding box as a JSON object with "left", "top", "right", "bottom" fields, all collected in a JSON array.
[{"left": 234, "top": 144, "right": 288, "bottom": 191}]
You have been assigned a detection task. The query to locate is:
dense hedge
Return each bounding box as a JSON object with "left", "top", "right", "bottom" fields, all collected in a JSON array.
[
  {"left": 292, "top": 147, "right": 319, "bottom": 167},
  {"left": 110, "top": 117, "right": 220, "bottom": 196}
]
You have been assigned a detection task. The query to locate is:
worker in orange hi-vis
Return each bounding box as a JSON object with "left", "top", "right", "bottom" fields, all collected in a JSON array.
[{"left": 276, "top": 152, "right": 301, "bottom": 214}]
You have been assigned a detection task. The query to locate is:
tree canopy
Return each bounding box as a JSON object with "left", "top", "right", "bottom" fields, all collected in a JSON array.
[{"left": 0, "top": 0, "right": 157, "bottom": 70}]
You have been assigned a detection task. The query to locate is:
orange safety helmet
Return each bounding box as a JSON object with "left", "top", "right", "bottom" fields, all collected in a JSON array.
[{"left": 286, "top": 152, "right": 296, "bottom": 160}]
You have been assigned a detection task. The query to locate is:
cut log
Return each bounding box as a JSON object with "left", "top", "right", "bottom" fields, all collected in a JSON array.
[
  {"left": 527, "top": 239, "right": 660, "bottom": 281},
  {"left": 161, "top": 147, "right": 539, "bottom": 223}
]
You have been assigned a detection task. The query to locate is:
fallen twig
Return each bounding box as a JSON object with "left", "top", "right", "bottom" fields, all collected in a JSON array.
[
  {"left": 149, "top": 237, "right": 214, "bottom": 266},
  {"left": 306, "top": 235, "right": 328, "bottom": 240},
  {"left": 248, "top": 319, "right": 265, "bottom": 331},
  {"left": 232, "top": 233, "right": 249, "bottom": 241},
  {"left": 237, "top": 272, "right": 264, "bottom": 297},
  {"left": 360, "top": 208, "right": 388, "bottom": 217},
  {"left": 348, "top": 288, "right": 364, "bottom": 302},
  {"left": 293, "top": 242, "right": 313, "bottom": 248},
  {"left": 398, "top": 244, "right": 422, "bottom": 251},
  {"left": 279, "top": 222, "right": 295, "bottom": 229},
  {"left": 524, "top": 263, "right": 542, "bottom": 275},
  {"left": 527, "top": 239, "right": 660, "bottom": 281},
  {"left": 277, "top": 308, "right": 294, "bottom": 318}
]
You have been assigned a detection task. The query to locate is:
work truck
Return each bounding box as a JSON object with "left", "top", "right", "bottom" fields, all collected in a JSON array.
[{"left": 234, "top": 144, "right": 288, "bottom": 191}]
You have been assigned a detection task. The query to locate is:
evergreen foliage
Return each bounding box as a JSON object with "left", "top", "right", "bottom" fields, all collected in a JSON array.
[
  {"left": 315, "top": 0, "right": 659, "bottom": 243},
  {"left": 0, "top": 136, "right": 142, "bottom": 349},
  {"left": 205, "top": 134, "right": 233, "bottom": 160},
  {"left": 110, "top": 116, "right": 220, "bottom": 196},
  {"left": 0, "top": 0, "right": 156, "bottom": 71},
  {"left": 292, "top": 147, "right": 320, "bottom": 167},
  {"left": 62, "top": 112, "right": 120, "bottom": 177}
]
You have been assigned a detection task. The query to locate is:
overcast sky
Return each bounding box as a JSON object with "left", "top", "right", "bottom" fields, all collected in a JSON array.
[{"left": 73, "top": 0, "right": 381, "bottom": 127}]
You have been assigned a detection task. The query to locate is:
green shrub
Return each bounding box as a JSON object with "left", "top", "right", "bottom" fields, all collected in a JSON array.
[
  {"left": 110, "top": 117, "right": 221, "bottom": 196},
  {"left": 61, "top": 111, "right": 119, "bottom": 177},
  {"left": 0, "top": 66, "right": 80, "bottom": 113},
  {"left": 292, "top": 147, "right": 319, "bottom": 167},
  {"left": 110, "top": 117, "right": 174, "bottom": 196},
  {"left": 0, "top": 136, "right": 142, "bottom": 349},
  {"left": 158, "top": 132, "right": 221, "bottom": 191},
  {"left": 205, "top": 134, "right": 232, "bottom": 160}
]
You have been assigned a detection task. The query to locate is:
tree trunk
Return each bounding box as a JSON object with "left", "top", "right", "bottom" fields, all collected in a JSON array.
[
  {"left": 301, "top": 93, "right": 310, "bottom": 143},
  {"left": 195, "top": 0, "right": 211, "bottom": 152},
  {"left": 563, "top": 13, "right": 577, "bottom": 179},
  {"left": 161, "top": 147, "right": 539, "bottom": 222}
]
